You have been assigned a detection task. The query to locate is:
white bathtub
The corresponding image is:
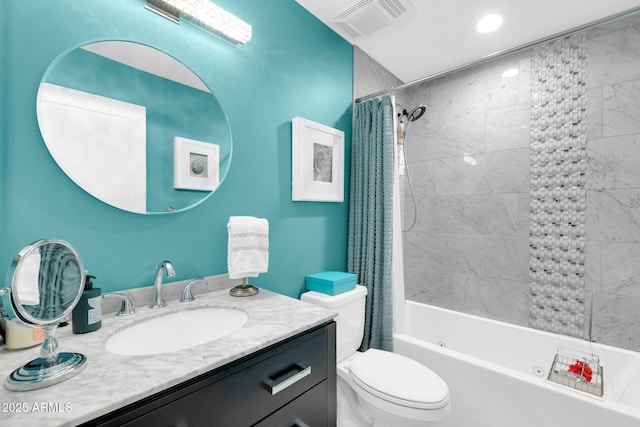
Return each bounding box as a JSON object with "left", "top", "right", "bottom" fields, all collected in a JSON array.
[{"left": 393, "top": 301, "right": 640, "bottom": 427}]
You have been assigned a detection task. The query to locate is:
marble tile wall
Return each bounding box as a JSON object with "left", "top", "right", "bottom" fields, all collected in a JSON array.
[
  {"left": 354, "top": 12, "right": 640, "bottom": 352},
  {"left": 584, "top": 13, "right": 640, "bottom": 351},
  {"left": 399, "top": 50, "right": 532, "bottom": 327},
  {"left": 398, "top": 14, "right": 640, "bottom": 351},
  {"left": 353, "top": 46, "right": 403, "bottom": 102}
]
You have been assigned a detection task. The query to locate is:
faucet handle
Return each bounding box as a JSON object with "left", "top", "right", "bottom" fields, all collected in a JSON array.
[
  {"left": 103, "top": 293, "right": 136, "bottom": 316},
  {"left": 180, "top": 278, "right": 205, "bottom": 303}
]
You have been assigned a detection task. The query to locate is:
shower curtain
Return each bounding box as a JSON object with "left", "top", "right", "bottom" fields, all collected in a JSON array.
[{"left": 347, "top": 95, "right": 395, "bottom": 351}]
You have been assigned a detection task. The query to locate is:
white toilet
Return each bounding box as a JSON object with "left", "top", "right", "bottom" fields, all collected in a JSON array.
[{"left": 301, "top": 285, "right": 451, "bottom": 427}]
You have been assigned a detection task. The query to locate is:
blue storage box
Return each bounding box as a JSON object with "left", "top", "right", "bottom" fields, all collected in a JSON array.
[{"left": 305, "top": 271, "right": 357, "bottom": 295}]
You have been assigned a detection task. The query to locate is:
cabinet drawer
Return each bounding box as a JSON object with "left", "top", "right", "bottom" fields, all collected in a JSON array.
[
  {"left": 206, "top": 328, "right": 328, "bottom": 425},
  {"left": 253, "top": 381, "right": 327, "bottom": 427},
  {"left": 104, "top": 324, "right": 332, "bottom": 427}
]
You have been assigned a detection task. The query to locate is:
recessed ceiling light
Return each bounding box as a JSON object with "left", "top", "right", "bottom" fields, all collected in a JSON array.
[
  {"left": 476, "top": 14, "right": 503, "bottom": 33},
  {"left": 501, "top": 68, "right": 519, "bottom": 78}
]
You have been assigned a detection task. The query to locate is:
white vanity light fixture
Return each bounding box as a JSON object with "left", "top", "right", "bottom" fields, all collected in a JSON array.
[
  {"left": 145, "top": 0, "right": 252, "bottom": 44},
  {"left": 476, "top": 13, "right": 503, "bottom": 33}
]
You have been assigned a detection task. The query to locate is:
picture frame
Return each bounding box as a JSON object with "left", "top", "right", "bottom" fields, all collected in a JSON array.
[
  {"left": 174, "top": 136, "right": 219, "bottom": 191},
  {"left": 292, "top": 117, "right": 345, "bottom": 202}
]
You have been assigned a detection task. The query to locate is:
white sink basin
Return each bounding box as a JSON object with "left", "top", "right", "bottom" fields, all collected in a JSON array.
[{"left": 105, "top": 307, "right": 248, "bottom": 356}]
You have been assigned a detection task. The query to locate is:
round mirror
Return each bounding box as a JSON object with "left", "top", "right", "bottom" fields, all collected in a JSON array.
[
  {"left": 4, "top": 239, "right": 85, "bottom": 325},
  {"left": 1, "top": 239, "right": 87, "bottom": 391},
  {"left": 36, "top": 41, "right": 232, "bottom": 214}
]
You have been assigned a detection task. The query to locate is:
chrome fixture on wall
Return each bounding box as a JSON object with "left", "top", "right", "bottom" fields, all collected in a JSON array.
[{"left": 145, "top": 0, "right": 252, "bottom": 44}]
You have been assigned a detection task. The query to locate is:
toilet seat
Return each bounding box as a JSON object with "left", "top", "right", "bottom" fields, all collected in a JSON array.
[{"left": 349, "top": 349, "right": 449, "bottom": 410}]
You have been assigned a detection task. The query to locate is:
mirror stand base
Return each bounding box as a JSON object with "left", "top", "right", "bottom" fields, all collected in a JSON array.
[{"left": 5, "top": 352, "right": 87, "bottom": 392}]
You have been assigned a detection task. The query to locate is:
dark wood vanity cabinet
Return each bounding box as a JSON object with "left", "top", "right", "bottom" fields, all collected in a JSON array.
[{"left": 85, "top": 322, "right": 336, "bottom": 427}]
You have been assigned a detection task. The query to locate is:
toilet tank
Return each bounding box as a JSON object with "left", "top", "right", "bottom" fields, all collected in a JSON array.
[{"left": 301, "top": 285, "right": 367, "bottom": 362}]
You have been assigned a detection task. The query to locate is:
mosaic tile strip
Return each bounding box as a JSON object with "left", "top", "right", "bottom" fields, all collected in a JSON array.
[{"left": 529, "top": 33, "right": 587, "bottom": 338}]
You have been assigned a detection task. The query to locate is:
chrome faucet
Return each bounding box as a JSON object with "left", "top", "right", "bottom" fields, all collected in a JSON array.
[
  {"left": 180, "top": 278, "right": 205, "bottom": 303},
  {"left": 150, "top": 260, "right": 175, "bottom": 309},
  {"left": 103, "top": 293, "right": 136, "bottom": 316}
]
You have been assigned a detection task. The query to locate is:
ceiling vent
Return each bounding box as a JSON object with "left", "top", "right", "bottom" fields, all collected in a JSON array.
[{"left": 333, "top": 0, "right": 413, "bottom": 38}]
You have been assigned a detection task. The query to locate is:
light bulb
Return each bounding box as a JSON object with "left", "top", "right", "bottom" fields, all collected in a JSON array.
[{"left": 476, "top": 14, "right": 503, "bottom": 33}]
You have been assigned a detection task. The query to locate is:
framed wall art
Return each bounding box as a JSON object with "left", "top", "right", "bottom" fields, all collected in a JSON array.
[
  {"left": 292, "top": 117, "right": 344, "bottom": 202},
  {"left": 174, "top": 136, "right": 219, "bottom": 191}
]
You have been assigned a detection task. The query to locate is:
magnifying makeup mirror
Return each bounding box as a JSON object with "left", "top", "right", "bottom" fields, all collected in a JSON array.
[{"left": 0, "top": 239, "right": 86, "bottom": 391}]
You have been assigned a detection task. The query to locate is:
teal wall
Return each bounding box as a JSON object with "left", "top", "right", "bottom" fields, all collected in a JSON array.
[{"left": 0, "top": 0, "right": 353, "bottom": 297}]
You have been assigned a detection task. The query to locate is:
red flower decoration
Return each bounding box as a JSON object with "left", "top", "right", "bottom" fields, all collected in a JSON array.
[{"left": 567, "top": 360, "right": 593, "bottom": 382}]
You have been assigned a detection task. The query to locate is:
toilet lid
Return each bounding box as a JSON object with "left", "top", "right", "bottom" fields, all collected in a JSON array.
[{"left": 349, "top": 349, "right": 449, "bottom": 410}]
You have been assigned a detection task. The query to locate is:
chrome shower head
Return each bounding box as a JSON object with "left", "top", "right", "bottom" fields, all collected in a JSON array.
[{"left": 406, "top": 105, "right": 426, "bottom": 122}]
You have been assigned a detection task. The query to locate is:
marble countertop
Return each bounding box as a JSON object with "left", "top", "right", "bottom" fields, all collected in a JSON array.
[{"left": 0, "top": 288, "right": 336, "bottom": 426}]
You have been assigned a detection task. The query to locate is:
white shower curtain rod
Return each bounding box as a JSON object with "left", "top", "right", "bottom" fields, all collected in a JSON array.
[{"left": 355, "top": 6, "right": 640, "bottom": 104}]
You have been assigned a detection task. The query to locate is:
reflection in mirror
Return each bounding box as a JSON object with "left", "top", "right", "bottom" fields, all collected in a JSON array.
[
  {"left": 13, "top": 241, "right": 83, "bottom": 324},
  {"left": 36, "top": 41, "right": 232, "bottom": 214},
  {"left": 1, "top": 240, "right": 87, "bottom": 391}
]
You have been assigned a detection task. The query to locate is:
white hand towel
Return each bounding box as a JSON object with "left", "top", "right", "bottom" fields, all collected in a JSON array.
[{"left": 227, "top": 216, "right": 269, "bottom": 280}]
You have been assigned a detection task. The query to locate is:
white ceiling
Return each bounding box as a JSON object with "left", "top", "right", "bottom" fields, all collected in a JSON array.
[{"left": 295, "top": 0, "right": 640, "bottom": 83}]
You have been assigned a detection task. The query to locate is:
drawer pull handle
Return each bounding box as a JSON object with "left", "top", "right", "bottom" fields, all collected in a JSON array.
[
  {"left": 265, "top": 364, "right": 311, "bottom": 395},
  {"left": 294, "top": 420, "right": 310, "bottom": 427}
]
